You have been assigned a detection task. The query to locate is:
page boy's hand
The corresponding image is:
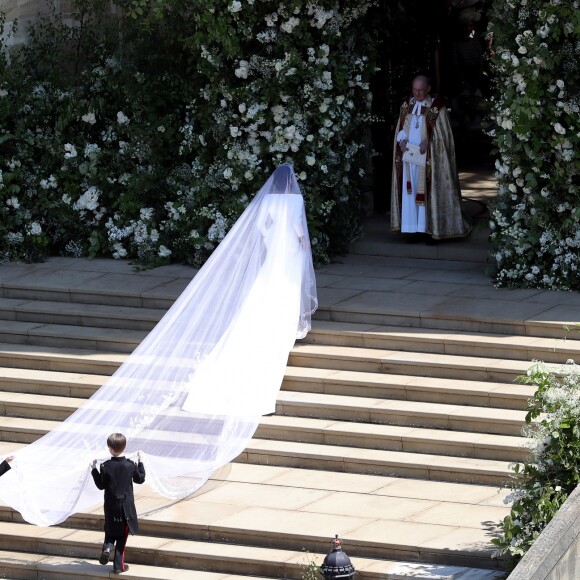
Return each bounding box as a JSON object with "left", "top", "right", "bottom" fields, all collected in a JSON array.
[
  {"left": 5, "top": 456, "right": 14, "bottom": 463},
  {"left": 91, "top": 459, "right": 97, "bottom": 469},
  {"left": 137, "top": 451, "right": 142, "bottom": 463}
]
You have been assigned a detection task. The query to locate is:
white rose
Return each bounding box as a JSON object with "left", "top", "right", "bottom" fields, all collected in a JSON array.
[
  {"left": 81, "top": 112, "right": 96, "bottom": 125},
  {"left": 223, "top": 167, "right": 233, "bottom": 179},
  {"left": 306, "top": 155, "right": 316, "bottom": 166},
  {"left": 229, "top": 1, "right": 242, "bottom": 13},
  {"left": 116, "top": 111, "right": 130, "bottom": 125},
  {"left": 554, "top": 123, "right": 566, "bottom": 135},
  {"left": 298, "top": 171, "right": 306, "bottom": 180}
]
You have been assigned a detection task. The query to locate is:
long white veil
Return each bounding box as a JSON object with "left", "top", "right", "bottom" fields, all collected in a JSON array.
[{"left": 0, "top": 164, "right": 317, "bottom": 526}]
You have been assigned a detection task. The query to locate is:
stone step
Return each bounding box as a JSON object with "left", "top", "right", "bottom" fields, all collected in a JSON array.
[
  {"left": 0, "top": 366, "right": 106, "bottom": 397},
  {"left": 0, "top": 297, "right": 163, "bottom": 331},
  {"left": 241, "top": 439, "right": 511, "bottom": 486},
  {"left": 0, "top": 360, "right": 533, "bottom": 412},
  {"left": 256, "top": 415, "right": 531, "bottom": 462},
  {"left": 0, "top": 389, "right": 529, "bottom": 462},
  {"left": 0, "top": 460, "right": 510, "bottom": 570},
  {"left": 0, "top": 522, "right": 505, "bottom": 579},
  {"left": 313, "top": 296, "right": 573, "bottom": 340},
  {"left": 0, "top": 377, "right": 527, "bottom": 439},
  {"left": 275, "top": 391, "right": 526, "bottom": 436},
  {"left": 256, "top": 415, "right": 531, "bottom": 461},
  {"left": 306, "top": 320, "right": 579, "bottom": 364},
  {"left": 0, "top": 320, "right": 144, "bottom": 353},
  {"left": 283, "top": 367, "right": 534, "bottom": 410},
  {"left": 0, "top": 267, "right": 187, "bottom": 310},
  {"left": 3, "top": 265, "right": 573, "bottom": 342},
  {"left": 0, "top": 549, "right": 277, "bottom": 580},
  {"left": 0, "top": 416, "right": 512, "bottom": 484},
  {"left": 0, "top": 343, "right": 126, "bottom": 375},
  {"left": 289, "top": 343, "right": 541, "bottom": 383}
]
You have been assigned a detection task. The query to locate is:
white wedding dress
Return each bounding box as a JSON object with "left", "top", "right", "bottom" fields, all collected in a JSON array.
[
  {"left": 0, "top": 164, "right": 317, "bottom": 526},
  {"left": 182, "top": 193, "right": 306, "bottom": 416}
]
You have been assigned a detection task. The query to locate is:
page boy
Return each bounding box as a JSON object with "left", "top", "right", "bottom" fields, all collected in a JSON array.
[{"left": 91, "top": 433, "right": 145, "bottom": 574}]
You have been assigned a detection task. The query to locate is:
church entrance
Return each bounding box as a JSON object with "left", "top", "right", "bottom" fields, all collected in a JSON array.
[{"left": 368, "top": 0, "right": 494, "bottom": 214}]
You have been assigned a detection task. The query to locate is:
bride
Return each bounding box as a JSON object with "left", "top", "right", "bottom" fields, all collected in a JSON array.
[{"left": 0, "top": 164, "right": 317, "bottom": 525}]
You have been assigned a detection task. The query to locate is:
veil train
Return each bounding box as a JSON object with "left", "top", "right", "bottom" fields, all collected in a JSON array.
[{"left": 0, "top": 164, "right": 318, "bottom": 526}]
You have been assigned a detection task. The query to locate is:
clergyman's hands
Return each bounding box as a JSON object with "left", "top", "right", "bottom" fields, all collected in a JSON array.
[
  {"left": 399, "top": 139, "right": 408, "bottom": 152},
  {"left": 419, "top": 140, "right": 428, "bottom": 155}
]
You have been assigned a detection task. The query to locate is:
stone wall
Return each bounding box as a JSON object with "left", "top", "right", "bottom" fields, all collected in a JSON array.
[
  {"left": 508, "top": 484, "right": 580, "bottom": 580},
  {"left": 1, "top": 1, "right": 76, "bottom": 47}
]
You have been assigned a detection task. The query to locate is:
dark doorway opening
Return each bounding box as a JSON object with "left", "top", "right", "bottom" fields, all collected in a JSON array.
[{"left": 368, "top": 0, "right": 494, "bottom": 215}]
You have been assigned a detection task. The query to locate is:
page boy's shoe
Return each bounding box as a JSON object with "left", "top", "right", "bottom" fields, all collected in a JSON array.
[
  {"left": 113, "top": 564, "right": 129, "bottom": 574},
  {"left": 99, "top": 547, "right": 111, "bottom": 565}
]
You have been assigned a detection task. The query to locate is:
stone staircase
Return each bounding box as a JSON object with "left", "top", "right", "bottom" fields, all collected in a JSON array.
[{"left": 0, "top": 260, "right": 575, "bottom": 579}]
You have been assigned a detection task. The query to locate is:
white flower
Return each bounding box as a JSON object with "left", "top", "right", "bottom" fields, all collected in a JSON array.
[
  {"left": 40, "top": 174, "right": 58, "bottom": 189},
  {"left": 244, "top": 171, "right": 253, "bottom": 180},
  {"left": 0, "top": 89, "right": 7, "bottom": 97},
  {"left": 265, "top": 12, "right": 278, "bottom": 27},
  {"left": 81, "top": 112, "right": 96, "bottom": 124},
  {"left": 537, "top": 24, "right": 550, "bottom": 38},
  {"left": 320, "top": 164, "right": 328, "bottom": 173},
  {"left": 64, "top": 143, "right": 78, "bottom": 159},
  {"left": 62, "top": 194, "right": 72, "bottom": 204},
  {"left": 223, "top": 167, "right": 233, "bottom": 179},
  {"left": 238, "top": 103, "right": 247, "bottom": 114},
  {"left": 281, "top": 16, "right": 300, "bottom": 33},
  {"left": 508, "top": 183, "right": 517, "bottom": 193},
  {"left": 6, "top": 196, "right": 19, "bottom": 209},
  {"left": 512, "top": 167, "right": 522, "bottom": 177},
  {"left": 112, "top": 243, "right": 127, "bottom": 259},
  {"left": 298, "top": 171, "right": 306, "bottom": 180},
  {"left": 306, "top": 155, "right": 316, "bottom": 166},
  {"left": 235, "top": 61, "right": 249, "bottom": 79},
  {"left": 157, "top": 126, "right": 165, "bottom": 133},
  {"left": 228, "top": 1, "right": 242, "bottom": 12},
  {"left": 554, "top": 123, "right": 566, "bottom": 135},
  {"left": 230, "top": 126, "right": 241, "bottom": 137},
  {"left": 158, "top": 245, "right": 172, "bottom": 258},
  {"left": 140, "top": 207, "right": 154, "bottom": 221},
  {"left": 556, "top": 79, "right": 565, "bottom": 89},
  {"left": 518, "top": 46, "right": 527, "bottom": 54},
  {"left": 73, "top": 186, "right": 100, "bottom": 211},
  {"left": 27, "top": 222, "right": 42, "bottom": 235},
  {"left": 319, "top": 102, "right": 328, "bottom": 113},
  {"left": 117, "top": 111, "right": 130, "bottom": 125}
]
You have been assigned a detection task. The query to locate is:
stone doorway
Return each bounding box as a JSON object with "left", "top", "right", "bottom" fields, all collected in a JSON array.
[{"left": 368, "top": 0, "right": 495, "bottom": 214}]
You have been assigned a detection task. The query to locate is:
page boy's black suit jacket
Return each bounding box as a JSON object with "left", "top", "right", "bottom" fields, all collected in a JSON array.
[{"left": 91, "top": 456, "right": 146, "bottom": 536}]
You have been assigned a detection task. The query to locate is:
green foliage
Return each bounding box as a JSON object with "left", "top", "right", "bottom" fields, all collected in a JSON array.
[
  {"left": 300, "top": 551, "right": 320, "bottom": 580},
  {"left": 487, "top": 0, "right": 580, "bottom": 289},
  {"left": 492, "top": 360, "right": 580, "bottom": 570},
  {"left": 0, "top": 0, "right": 377, "bottom": 268}
]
